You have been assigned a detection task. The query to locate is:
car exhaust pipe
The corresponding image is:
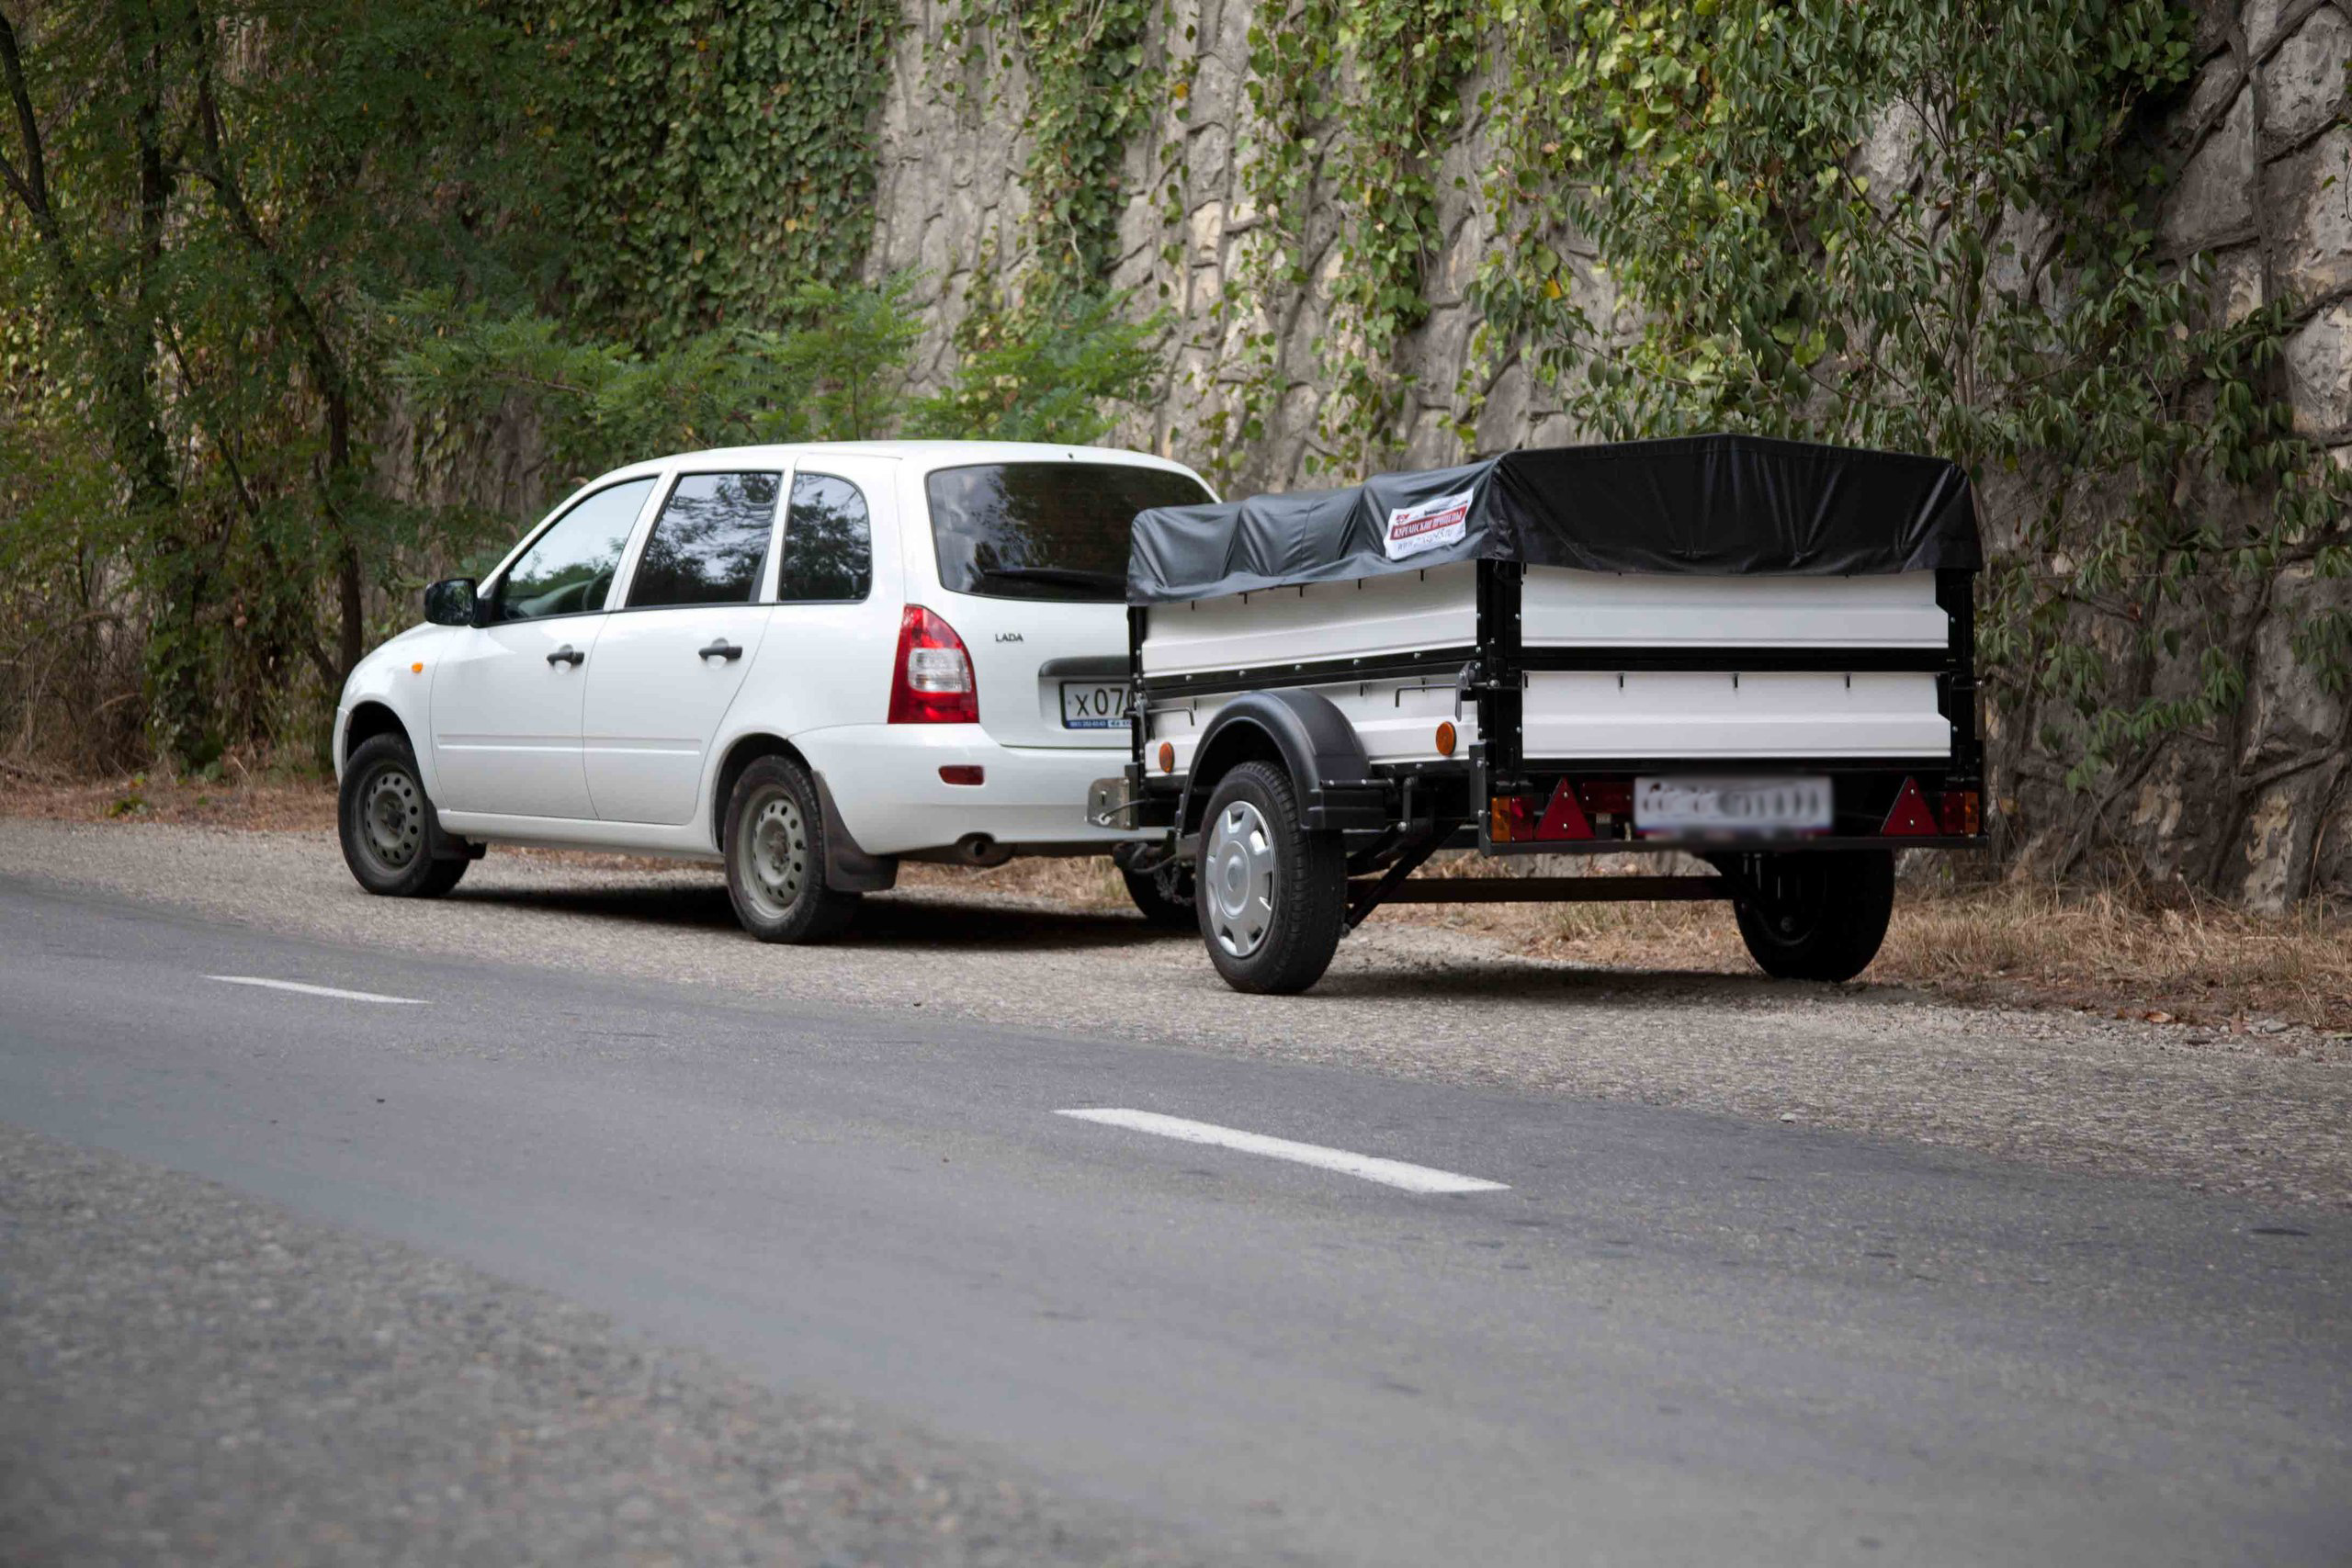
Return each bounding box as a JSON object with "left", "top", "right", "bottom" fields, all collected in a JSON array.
[{"left": 955, "top": 832, "right": 1013, "bottom": 868}]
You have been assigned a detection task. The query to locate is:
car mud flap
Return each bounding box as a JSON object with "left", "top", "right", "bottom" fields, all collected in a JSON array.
[{"left": 813, "top": 773, "right": 899, "bottom": 893}]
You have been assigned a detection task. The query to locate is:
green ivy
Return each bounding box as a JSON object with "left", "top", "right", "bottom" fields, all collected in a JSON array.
[
  {"left": 946, "top": 0, "right": 1166, "bottom": 295},
  {"left": 542, "top": 0, "right": 898, "bottom": 346},
  {"left": 1464, "top": 0, "right": 2350, "bottom": 798}
]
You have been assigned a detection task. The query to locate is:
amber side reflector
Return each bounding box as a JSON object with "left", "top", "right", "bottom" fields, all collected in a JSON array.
[
  {"left": 1157, "top": 741, "right": 1175, "bottom": 774},
  {"left": 411, "top": 661, "right": 424, "bottom": 674},
  {"left": 939, "top": 765, "right": 984, "bottom": 786},
  {"left": 1882, "top": 776, "right": 1939, "bottom": 837},
  {"left": 1434, "top": 720, "right": 1457, "bottom": 758}
]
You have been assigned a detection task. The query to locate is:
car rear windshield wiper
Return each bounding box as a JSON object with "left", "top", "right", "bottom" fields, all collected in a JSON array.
[{"left": 973, "top": 565, "right": 1125, "bottom": 592}]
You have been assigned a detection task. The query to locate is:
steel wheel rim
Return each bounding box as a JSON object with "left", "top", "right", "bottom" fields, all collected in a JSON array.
[
  {"left": 1205, "top": 798, "right": 1277, "bottom": 958},
  {"left": 360, "top": 764, "right": 424, "bottom": 873},
  {"left": 741, "top": 789, "right": 809, "bottom": 920}
]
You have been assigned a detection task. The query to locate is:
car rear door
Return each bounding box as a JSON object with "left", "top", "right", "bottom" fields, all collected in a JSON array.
[
  {"left": 916, "top": 458, "right": 1213, "bottom": 750},
  {"left": 582, "top": 468, "right": 780, "bottom": 825}
]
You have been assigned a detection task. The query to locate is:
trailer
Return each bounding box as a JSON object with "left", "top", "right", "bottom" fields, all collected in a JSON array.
[{"left": 1090, "top": 434, "right": 1985, "bottom": 994}]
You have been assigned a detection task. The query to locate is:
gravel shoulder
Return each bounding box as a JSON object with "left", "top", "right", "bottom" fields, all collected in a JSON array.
[
  {"left": 0, "top": 1122, "right": 1218, "bottom": 1568},
  {"left": 5, "top": 817, "right": 2347, "bottom": 1209}
]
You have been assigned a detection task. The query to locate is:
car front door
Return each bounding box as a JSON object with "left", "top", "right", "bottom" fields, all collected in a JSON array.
[
  {"left": 582, "top": 469, "right": 781, "bottom": 824},
  {"left": 430, "top": 476, "right": 657, "bottom": 818}
]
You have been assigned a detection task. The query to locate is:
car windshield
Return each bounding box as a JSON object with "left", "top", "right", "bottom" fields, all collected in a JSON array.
[{"left": 926, "top": 462, "right": 1213, "bottom": 602}]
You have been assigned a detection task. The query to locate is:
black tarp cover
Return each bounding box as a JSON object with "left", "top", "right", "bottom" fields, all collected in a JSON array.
[{"left": 1126, "top": 434, "right": 1980, "bottom": 605}]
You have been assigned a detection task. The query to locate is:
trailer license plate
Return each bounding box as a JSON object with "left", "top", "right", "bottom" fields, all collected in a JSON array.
[
  {"left": 1060, "top": 682, "right": 1129, "bottom": 729},
  {"left": 1634, "top": 776, "right": 1833, "bottom": 832}
]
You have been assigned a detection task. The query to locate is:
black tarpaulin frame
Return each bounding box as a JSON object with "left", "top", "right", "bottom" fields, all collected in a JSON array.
[{"left": 1125, "top": 433, "right": 1981, "bottom": 605}]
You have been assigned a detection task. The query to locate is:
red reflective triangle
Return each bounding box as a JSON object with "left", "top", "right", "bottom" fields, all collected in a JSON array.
[
  {"left": 1882, "top": 775, "right": 1938, "bottom": 837},
  {"left": 1537, "top": 779, "right": 1594, "bottom": 840}
]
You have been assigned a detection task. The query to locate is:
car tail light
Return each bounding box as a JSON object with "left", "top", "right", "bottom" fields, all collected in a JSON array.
[
  {"left": 888, "top": 605, "right": 978, "bottom": 725},
  {"left": 1938, "top": 787, "right": 1981, "bottom": 836},
  {"left": 1881, "top": 776, "right": 1939, "bottom": 837}
]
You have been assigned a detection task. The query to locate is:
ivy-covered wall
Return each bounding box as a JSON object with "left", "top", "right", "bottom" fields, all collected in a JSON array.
[{"left": 867, "top": 0, "right": 2352, "bottom": 908}]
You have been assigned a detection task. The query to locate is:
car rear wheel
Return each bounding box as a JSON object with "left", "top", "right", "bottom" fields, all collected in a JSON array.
[
  {"left": 1195, "top": 761, "right": 1347, "bottom": 994},
  {"left": 338, "top": 733, "right": 469, "bottom": 898},
  {"left": 1729, "top": 850, "right": 1894, "bottom": 982},
  {"left": 724, "top": 756, "right": 859, "bottom": 943}
]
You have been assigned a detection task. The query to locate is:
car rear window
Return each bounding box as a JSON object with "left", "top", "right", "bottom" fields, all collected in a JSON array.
[{"left": 925, "top": 462, "right": 1213, "bottom": 602}]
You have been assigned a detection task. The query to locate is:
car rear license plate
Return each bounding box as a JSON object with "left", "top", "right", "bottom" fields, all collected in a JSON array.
[
  {"left": 1060, "top": 682, "right": 1129, "bottom": 729},
  {"left": 1634, "top": 776, "right": 1832, "bottom": 832}
]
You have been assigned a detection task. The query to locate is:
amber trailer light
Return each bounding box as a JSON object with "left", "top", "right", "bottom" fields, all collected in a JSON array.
[
  {"left": 1158, "top": 741, "right": 1175, "bottom": 774},
  {"left": 1434, "top": 720, "right": 1457, "bottom": 758}
]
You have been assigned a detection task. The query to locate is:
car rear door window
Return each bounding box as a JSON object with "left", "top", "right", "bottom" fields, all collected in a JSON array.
[
  {"left": 498, "top": 477, "right": 656, "bottom": 621},
  {"left": 925, "top": 463, "right": 1214, "bottom": 602},
  {"left": 628, "top": 471, "right": 781, "bottom": 609},
  {"left": 776, "top": 472, "right": 872, "bottom": 603}
]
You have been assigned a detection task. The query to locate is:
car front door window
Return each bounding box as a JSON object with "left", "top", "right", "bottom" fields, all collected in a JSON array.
[{"left": 499, "top": 478, "right": 655, "bottom": 620}]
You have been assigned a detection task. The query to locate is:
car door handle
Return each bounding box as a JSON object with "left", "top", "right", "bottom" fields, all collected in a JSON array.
[
  {"left": 698, "top": 639, "right": 744, "bottom": 662},
  {"left": 546, "top": 645, "right": 584, "bottom": 667}
]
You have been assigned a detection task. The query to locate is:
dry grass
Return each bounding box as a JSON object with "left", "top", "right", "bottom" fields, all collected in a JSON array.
[{"left": 7, "top": 774, "right": 2344, "bottom": 1034}]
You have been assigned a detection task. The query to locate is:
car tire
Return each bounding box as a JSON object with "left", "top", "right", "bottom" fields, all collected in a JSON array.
[
  {"left": 1730, "top": 850, "right": 1895, "bottom": 982},
  {"left": 1194, "top": 760, "right": 1347, "bottom": 994},
  {"left": 723, "top": 755, "right": 860, "bottom": 943},
  {"left": 339, "top": 733, "right": 470, "bottom": 898},
  {"left": 1121, "top": 862, "right": 1196, "bottom": 927}
]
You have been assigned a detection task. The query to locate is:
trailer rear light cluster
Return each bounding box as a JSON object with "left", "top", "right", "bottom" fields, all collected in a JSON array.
[
  {"left": 1938, "top": 787, "right": 1981, "bottom": 836},
  {"left": 1490, "top": 782, "right": 1596, "bottom": 844},
  {"left": 888, "top": 605, "right": 978, "bottom": 725}
]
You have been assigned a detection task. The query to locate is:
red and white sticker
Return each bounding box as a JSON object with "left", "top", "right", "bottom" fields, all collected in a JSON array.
[{"left": 1384, "top": 490, "right": 1473, "bottom": 560}]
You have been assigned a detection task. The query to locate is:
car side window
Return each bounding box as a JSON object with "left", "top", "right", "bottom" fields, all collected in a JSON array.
[
  {"left": 498, "top": 478, "right": 656, "bottom": 622},
  {"left": 628, "top": 471, "right": 782, "bottom": 610},
  {"left": 775, "top": 472, "right": 871, "bottom": 603}
]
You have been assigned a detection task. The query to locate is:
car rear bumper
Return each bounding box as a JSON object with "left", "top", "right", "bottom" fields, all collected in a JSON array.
[{"left": 795, "top": 724, "right": 1146, "bottom": 856}]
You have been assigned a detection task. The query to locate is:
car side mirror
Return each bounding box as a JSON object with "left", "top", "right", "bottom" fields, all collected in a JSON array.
[{"left": 424, "top": 577, "right": 479, "bottom": 627}]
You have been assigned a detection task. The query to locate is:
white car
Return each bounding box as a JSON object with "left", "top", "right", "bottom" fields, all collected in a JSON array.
[{"left": 334, "top": 441, "right": 1215, "bottom": 940}]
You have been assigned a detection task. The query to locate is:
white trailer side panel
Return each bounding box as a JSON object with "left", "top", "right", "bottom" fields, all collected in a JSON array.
[
  {"left": 1521, "top": 568, "right": 1945, "bottom": 649},
  {"left": 1139, "top": 563, "right": 1477, "bottom": 678}
]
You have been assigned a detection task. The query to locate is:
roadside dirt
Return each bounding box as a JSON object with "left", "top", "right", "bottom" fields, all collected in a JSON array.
[{"left": 11, "top": 773, "right": 2347, "bottom": 1039}]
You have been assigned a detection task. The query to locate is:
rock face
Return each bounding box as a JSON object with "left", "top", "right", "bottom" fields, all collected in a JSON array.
[{"left": 865, "top": 0, "right": 2352, "bottom": 905}]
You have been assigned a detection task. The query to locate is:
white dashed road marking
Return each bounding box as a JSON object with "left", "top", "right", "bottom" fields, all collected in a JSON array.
[
  {"left": 208, "top": 976, "right": 428, "bottom": 1006},
  {"left": 1055, "top": 1108, "right": 1508, "bottom": 1195}
]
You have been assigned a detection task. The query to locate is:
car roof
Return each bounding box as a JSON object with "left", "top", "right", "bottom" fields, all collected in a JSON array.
[{"left": 596, "top": 439, "right": 1204, "bottom": 484}]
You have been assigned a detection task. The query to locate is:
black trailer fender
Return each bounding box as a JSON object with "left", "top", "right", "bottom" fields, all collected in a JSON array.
[{"left": 1179, "top": 690, "right": 1390, "bottom": 835}]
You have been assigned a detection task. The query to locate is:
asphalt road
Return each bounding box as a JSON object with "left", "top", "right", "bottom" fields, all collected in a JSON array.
[{"left": 3, "top": 874, "right": 2348, "bottom": 1566}]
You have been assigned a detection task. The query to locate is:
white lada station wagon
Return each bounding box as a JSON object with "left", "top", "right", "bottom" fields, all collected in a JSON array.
[{"left": 334, "top": 442, "right": 1215, "bottom": 940}]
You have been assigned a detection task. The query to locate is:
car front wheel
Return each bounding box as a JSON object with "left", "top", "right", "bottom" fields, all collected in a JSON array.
[
  {"left": 338, "top": 734, "right": 469, "bottom": 898},
  {"left": 724, "top": 756, "right": 860, "bottom": 942}
]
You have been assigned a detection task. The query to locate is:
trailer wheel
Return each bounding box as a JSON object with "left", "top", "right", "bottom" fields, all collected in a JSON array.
[
  {"left": 1731, "top": 850, "right": 1895, "bottom": 983},
  {"left": 1195, "top": 761, "right": 1347, "bottom": 994}
]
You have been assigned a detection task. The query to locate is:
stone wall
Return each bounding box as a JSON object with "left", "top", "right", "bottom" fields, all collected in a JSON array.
[{"left": 865, "top": 0, "right": 2350, "bottom": 905}]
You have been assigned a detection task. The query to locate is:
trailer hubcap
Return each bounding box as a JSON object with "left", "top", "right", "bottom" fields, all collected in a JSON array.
[{"left": 1206, "top": 799, "right": 1277, "bottom": 958}]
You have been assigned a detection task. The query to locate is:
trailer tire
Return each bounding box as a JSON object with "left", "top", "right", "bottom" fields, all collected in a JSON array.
[
  {"left": 1731, "top": 850, "right": 1895, "bottom": 983},
  {"left": 1195, "top": 761, "right": 1348, "bottom": 994}
]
